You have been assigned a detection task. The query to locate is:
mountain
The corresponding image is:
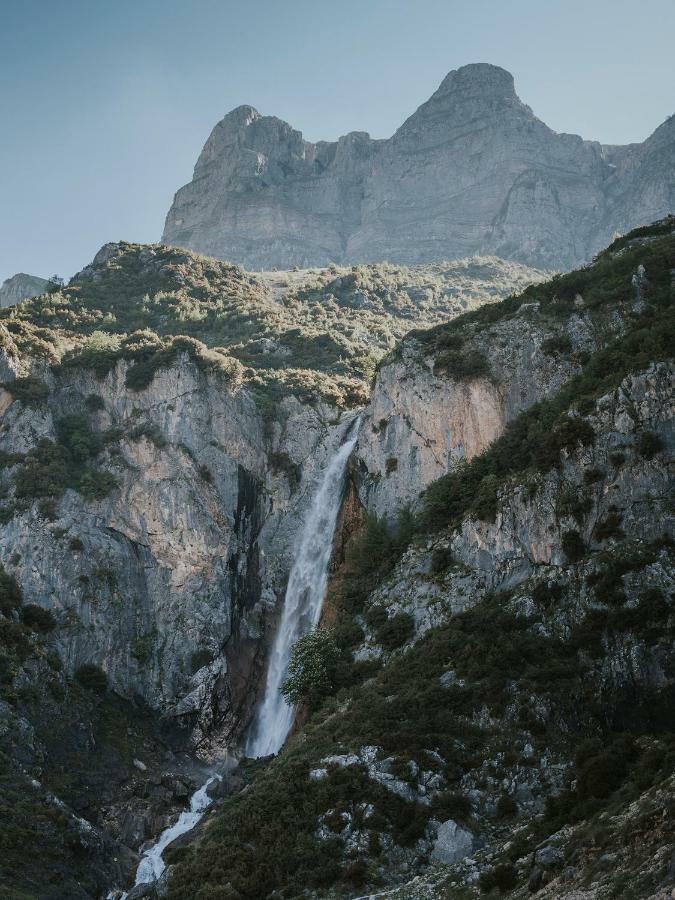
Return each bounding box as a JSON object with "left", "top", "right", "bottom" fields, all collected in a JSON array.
[
  {"left": 0, "top": 273, "right": 48, "bottom": 307},
  {"left": 0, "top": 218, "right": 673, "bottom": 897},
  {"left": 162, "top": 63, "right": 675, "bottom": 271}
]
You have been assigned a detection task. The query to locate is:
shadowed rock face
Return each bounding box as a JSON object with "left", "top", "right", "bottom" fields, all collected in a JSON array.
[{"left": 162, "top": 63, "right": 675, "bottom": 271}]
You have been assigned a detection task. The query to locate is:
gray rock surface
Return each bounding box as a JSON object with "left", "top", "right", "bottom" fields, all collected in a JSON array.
[
  {"left": 430, "top": 819, "right": 475, "bottom": 865},
  {"left": 163, "top": 63, "right": 674, "bottom": 271},
  {"left": 0, "top": 349, "right": 355, "bottom": 751},
  {"left": 0, "top": 273, "right": 48, "bottom": 307}
]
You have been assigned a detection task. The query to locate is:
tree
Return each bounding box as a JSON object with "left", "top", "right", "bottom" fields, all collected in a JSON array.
[{"left": 281, "top": 628, "right": 341, "bottom": 708}]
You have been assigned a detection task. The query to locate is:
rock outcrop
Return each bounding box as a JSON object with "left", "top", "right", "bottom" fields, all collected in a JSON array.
[
  {"left": 0, "top": 347, "right": 355, "bottom": 751},
  {"left": 163, "top": 63, "right": 675, "bottom": 271},
  {"left": 0, "top": 273, "right": 48, "bottom": 307}
]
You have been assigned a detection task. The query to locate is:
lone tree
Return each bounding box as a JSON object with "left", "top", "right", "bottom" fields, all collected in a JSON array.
[{"left": 281, "top": 628, "right": 341, "bottom": 709}]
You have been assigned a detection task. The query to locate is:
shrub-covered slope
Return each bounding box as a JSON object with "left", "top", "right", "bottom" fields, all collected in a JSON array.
[
  {"left": 168, "top": 220, "right": 674, "bottom": 900},
  {"left": 0, "top": 242, "right": 543, "bottom": 408}
]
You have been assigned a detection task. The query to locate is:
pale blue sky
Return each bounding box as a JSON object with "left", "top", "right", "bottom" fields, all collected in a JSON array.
[{"left": 1, "top": 0, "right": 674, "bottom": 283}]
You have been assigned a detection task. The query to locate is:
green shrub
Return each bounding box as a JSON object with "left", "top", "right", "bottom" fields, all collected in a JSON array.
[
  {"left": 281, "top": 629, "right": 341, "bottom": 708},
  {"left": 85, "top": 393, "right": 105, "bottom": 411},
  {"left": 69, "top": 537, "right": 84, "bottom": 551},
  {"left": 376, "top": 612, "right": 415, "bottom": 651},
  {"left": 480, "top": 863, "right": 518, "bottom": 893},
  {"left": 434, "top": 348, "right": 490, "bottom": 379},
  {"left": 75, "top": 664, "right": 108, "bottom": 694},
  {"left": 131, "top": 633, "right": 155, "bottom": 664},
  {"left": 541, "top": 333, "right": 573, "bottom": 356},
  {"left": 636, "top": 430, "right": 664, "bottom": 459},
  {"left": 0, "top": 565, "right": 22, "bottom": 616},
  {"left": 561, "top": 530, "right": 586, "bottom": 562},
  {"left": 496, "top": 792, "right": 518, "bottom": 819},
  {"left": 190, "top": 649, "right": 214, "bottom": 673},
  {"left": 20, "top": 604, "right": 56, "bottom": 633},
  {"left": 430, "top": 791, "right": 471, "bottom": 821},
  {"left": 364, "top": 604, "right": 388, "bottom": 632},
  {"left": 575, "top": 737, "right": 637, "bottom": 800},
  {"left": 430, "top": 545, "right": 454, "bottom": 575},
  {"left": 4, "top": 376, "right": 49, "bottom": 405}
]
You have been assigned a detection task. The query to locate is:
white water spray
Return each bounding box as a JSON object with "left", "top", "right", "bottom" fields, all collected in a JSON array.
[{"left": 246, "top": 418, "right": 360, "bottom": 757}]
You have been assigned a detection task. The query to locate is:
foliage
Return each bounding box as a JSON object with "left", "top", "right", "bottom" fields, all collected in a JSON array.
[
  {"left": 3, "top": 376, "right": 49, "bottom": 405},
  {"left": 74, "top": 664, "right": 108, "bottom": 694},
  {"left": 375, "top": 611, "right": 415, "bottom": 651},
  {"left": 0, "top": 565, "right": 22, "bottom": 617},
  {"left": 561, "top": 530, "right": 586, "bottom": 562},
  {"left": 281, "top": 629, "right": 342, "bottom": 708},
  {"left": 636, "top": 430, "right": 664, "bottom": 459},
  {"left": 13, "top": 414, "right": 117, "bottom": 503},
  {"left": 20, "top": 604, "right": 56, "bottom": 633}
]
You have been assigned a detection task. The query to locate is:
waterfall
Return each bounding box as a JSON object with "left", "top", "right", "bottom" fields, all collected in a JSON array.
[
  {"left": 111, "top": 775, "right": 222, "bottom": 898},
  {"left": 246, "top": 417, "right": 360, "bottom": 758}
]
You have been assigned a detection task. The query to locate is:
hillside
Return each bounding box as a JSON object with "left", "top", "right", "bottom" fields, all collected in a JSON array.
[
  {"left": 0, "top": 219, "right": 672, "bottom": 899},
  {"left": 1, "top": 242, "right": 543, "bottom": 408},
  {"left": 167, "top": 219, "right": 675, "bottom": 899},
  {"left": 162, "top": 63, "right": 675, "bottom": 271}
]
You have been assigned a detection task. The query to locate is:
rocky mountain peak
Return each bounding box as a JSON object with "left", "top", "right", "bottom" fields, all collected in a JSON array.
[
  {"left": 163, "top": 63, "right": 675, "bottom": 271},
  {"left": 0, "top": 272, "right": 48, "bottom": 308},
  {"left": 433, "top": 62, "right": 517, "bottom": 101}
]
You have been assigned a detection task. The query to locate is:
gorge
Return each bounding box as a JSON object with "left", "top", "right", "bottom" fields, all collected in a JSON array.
[{"left": 0, "top": 205, "right": 673, "bottom": 898}]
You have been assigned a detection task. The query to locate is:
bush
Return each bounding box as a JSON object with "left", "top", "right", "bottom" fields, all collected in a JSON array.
[
  {"left": 281, "top": 629, "right": 341, "bottom": 708},
  {"left": 561, "top": 530, "right": 586, "bottom": 562},
  {"left": 69, "top": 537, "right": 84, "bottom": 551},
  {"left": 20, "top": 604, "right": 56, "bottom": 633},
  {"left": 364, "top": 604, "right": 388, "bottom": 632},
  {"left": 0, "top": 565, "right": 22, "bottom": 616},
  {"left": 430, "top": 545, "right": 454, "bottom": 575},
  {"left": 575, "top": 737, "right": 637, "bottom": 800},
  {"left": 496, "top": 792, "right": 518, "bottom": 819},
  {"left": 85, "top": 393, "right": 105, "bottom": 411},
  {"left": 636, "top": 430, "right": 664, "bottom": 459},
  {"left": 75, "top": 664, "right": 108, "bottom": 694},
  {"left": 430, "top": 791, "right": 471, "bottom": 821},
  {"left": 5, "top": 376, "right": 49, "bottom": 405},
  {"left": 541, "top": 333, "right": 573, "bottom": 356},
  {"left": 480, "top": 863, "right": 518, "bottom": 893},
  {"left": 376, "top": 612, "right": 415, "bottom": 651},
  {"left": 191, "top": 649, "right": 214, "bottom": 673}
]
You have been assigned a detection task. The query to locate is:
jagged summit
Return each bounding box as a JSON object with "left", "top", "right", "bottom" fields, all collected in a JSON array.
[{"left": 163, "top": 63, "right": 675, "bottom": 271}]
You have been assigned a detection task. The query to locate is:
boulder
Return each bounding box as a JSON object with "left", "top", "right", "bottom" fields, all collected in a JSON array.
[{"left": 430, "top": 819, "right": 474, "bottom": 865}]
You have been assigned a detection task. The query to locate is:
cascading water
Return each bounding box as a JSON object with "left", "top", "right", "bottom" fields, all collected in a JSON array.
[
  {"left": 111, "top": 775, "right": 222, "bottom": 899},
  {"left": 246, "top": 417, "right": 360, "bottom": 757}
]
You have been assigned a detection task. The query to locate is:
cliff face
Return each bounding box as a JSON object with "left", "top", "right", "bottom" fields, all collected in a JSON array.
[
  {"left": 0, "top": 348, "right": 354, "bottom": 751},
  {"left": 163, "top": 63, "right": 675, "bottom": 270},
  {"left": 0, "top": 273, "right": 48, "bottom": 307}
]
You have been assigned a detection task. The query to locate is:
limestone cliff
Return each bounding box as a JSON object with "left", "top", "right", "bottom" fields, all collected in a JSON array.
[
  {"left": 0, "top": 272, "right": 48, "bottom": 307},
  {"left": 163, "top": 63, "right": 675, "bottom": 271}
]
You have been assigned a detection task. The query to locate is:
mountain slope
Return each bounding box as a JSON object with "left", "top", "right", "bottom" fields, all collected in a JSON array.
[
  {"left": 162, "top": 63, "right": 675, "bottom": 271},
  {"left": 167, "top": 219, "right": 675, "bottom": 900}
]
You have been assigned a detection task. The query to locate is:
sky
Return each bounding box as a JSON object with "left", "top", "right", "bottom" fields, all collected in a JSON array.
[{"left": 1, "top": 0, "right": 674, "bottom": 284}]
